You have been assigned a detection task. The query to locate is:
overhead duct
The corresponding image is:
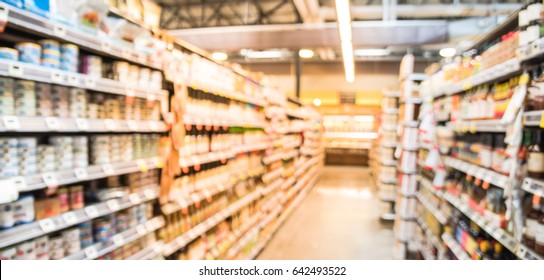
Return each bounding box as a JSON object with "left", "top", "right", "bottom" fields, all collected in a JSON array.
[
  {"left": 169, "top": 21, "right": 448, "bottom": 51},
  {"left": 320, "top": 4, "right": 521, "bottom": 20}
]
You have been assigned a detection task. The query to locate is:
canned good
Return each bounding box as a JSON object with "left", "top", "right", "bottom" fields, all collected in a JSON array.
[
  {"left": 15, "top": 42, "right": 41, "bottom": 65},
  {"left": 0, "top": 47, "right": 19, "bottom": 61}
]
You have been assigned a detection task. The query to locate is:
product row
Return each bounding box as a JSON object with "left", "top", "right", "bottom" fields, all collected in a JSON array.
[
  {"left": 0, "top": 134, "right": 160, "bottom": 178},
  {"left": 0, "top": 77, "right": 161, "bottom": 120}
]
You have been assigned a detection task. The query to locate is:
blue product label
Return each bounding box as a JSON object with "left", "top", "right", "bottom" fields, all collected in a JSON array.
[{"left": 1, "top": 0, "right": 23, "bottom": 8}]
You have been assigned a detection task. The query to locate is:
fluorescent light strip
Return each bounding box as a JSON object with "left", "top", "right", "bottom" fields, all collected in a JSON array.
[
  {"left": 335, "top": 0, "right": 354, "bottom": 83},
  {"left": 354, "top": 48, "right": 391, "bottom": 57},
  {"left": 245, "top": 50, "right": 286, "bottom": 59}
]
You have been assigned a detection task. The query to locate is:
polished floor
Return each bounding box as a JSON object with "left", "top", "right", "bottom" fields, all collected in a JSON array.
[{"left": 258, "top": 165, "right": 394, "bottom": 260}]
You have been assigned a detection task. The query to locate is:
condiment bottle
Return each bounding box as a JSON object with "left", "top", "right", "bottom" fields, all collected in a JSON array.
[{"left": 528, "top": 130, "right": 544, "bottom": 179}]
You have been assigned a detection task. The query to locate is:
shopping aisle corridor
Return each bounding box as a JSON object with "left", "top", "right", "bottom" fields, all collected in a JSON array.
[{"left": 258, "top": 166, "right": 394, "bottom": 260}]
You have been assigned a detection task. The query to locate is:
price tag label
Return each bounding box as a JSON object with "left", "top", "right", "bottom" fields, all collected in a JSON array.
[
  {"left": 136, "top": 224, "right": 147, "bottom": 236},
  {"left": 83, "top": 246, "right": 99, "bottom": 259},
  {"left": 121, "top": 48, "right": 132, "bottom": 59},
  {"left": 3, "top": 116, "right": 20, "bottom": 131},
  {"left": 10, "top": 176, "right": 27, "bottom": 191},
  {"left": 63, "top": 212, "right": 78, "bottom": 225},
  {"left": 129, "top": 193, "right": 141, "bottom": 204},
  {"left": 53, "top": 24, "right": 67, "bottom": 38},
  {"left": 137, "top": 159, "right": 148, "bottom": 172},
  {"left": 540, "top": 114, "right": 544, "bottom": 129},
  {"left": 103, "top": 164, "right": 115, "bottom": 176},
  {"left": 127, "top": 120, "right": 138, "bottom": 131},
  {"left": 126, "top": 89, "right": 135, "bottom": 98},
  {"left": 68, "top": 74, "right": 79, "bottom": 86},
  {"left": 106, "top": 200, "right": 121, "bottom": 213},
  {"left": 148, "top": 121, "right": 159, "bottom": 131},
  {"left": 39, "top": 218, "right": 56, "bottom": 233},
  {"left": 50, "top": 71, "right": 64, "bottom": 84},
  {"left": 144, "top": 189, "right": 155, "bottom": 200},
  {"left": 8, "top": 63, "right": 23, "bottom": 77},
  {"left": 112, "top": 234, "right": 125, "bottom": 246},
  {"left": 85, "top": 206, "right": 99, "bottom": 219},
  {"left": 75, "top": 118, "right": 89, "bottom": 131},
  {"left": 74, "top": 168, "right": 88, "bottom": 181},
  {"left": 84, "top": 77, "right": 96, "bottom": 88},
  {"left": 145, "top": 220, "right": 155, "bottom": 232},
  {"left": 101, "top": 41, "right": 111, "bottom": 52},
  {"left": 104, "top": 119, "right": 117, "bottom": 131},
  {"left": 45, "top": 117, "right": 61, "bottom": 131},
  {"left": 42, "top": 172, "right": 58, "bottom": 188}
]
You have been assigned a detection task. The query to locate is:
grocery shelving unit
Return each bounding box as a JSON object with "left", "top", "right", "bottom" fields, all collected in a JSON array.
[{"left": 0, "top": 2, "right": 324, "bottom": 260}]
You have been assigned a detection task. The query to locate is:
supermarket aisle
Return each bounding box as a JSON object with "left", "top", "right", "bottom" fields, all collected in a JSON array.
[{"left": 258, "top": 166, "right": 394, "bottom": 260}]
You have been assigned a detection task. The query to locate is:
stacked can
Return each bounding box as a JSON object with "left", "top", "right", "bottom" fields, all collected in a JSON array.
[
  {"left": 90, "top": 136, "right": 110, "bottom": 164},
  {"left": 0, "top": 138, "right": 19, "bottom": 178},
  {"left": 128, "top": 65, "right": 140, "bottom": 87},
  {"left": 105, "top": 96, "right": 121, "bottom": 119},
  {"left": 93, "top": 215, "right": 115, "bottom": 243},
  {"left": 60, "top": 44, "right": 79, "bottom": 73},
  {"left": 72, "top": 136, "right": 88, "bottom": 168},
  {"left": 113, "top": 61, "right": 130, "bottom": 83},
  {"left": 0, "top": 47, "right": 19, "bottom": 61},
  {"left": 69, "top": 88, "right": 87, "bottom": 118},
  {"left": 18, "top": 138, "right": 37, "bottom": 176},
  {"left": 86, "top": 92, "right": 100, "bottom": 119},
  {"left": 36, "top": 83, "right": 53, "bottom": 117},
  {"left": 133, "top": 98, "right": 143, "bottom": 120},
  {"left": 38, "top": 145, "right": 55, "bottom": 173},
  {"left": 110, "top": 136, "right": 122, "bottom": 163},
  {"left": 132, "top": 134, "right": 142, "bottom": 159},
  {"left": 124, "top": 98, "right": 134, "bottom": 120},
  {"left": 118, "top": 96, "right": 126, "bottom": 120},
  {"left": 79, "top": 222, "right": 93, "bottom": 248},
  {"left": 15, "top": 80, "right": 36, "bottom": 117},
  {"left": 15, "top": 42, "right": 41, "bottom": 65},
  {"left": 63, "top": 228, "right": 82, "bottom": 255},
  {"left": 116, "top": 211, "right": 129, "bottom": 232},
  {"left": 48, "top": 235, "right": 65, "bottom": 260},
  {"left": 50, "top": 136, "right": 73, "bottom": 170},
  {"left": 0, "top": 77, "right": 15, "bottom": 116},
  {"left": 150, "top": 70, "right": 163, "bottom": 90},
  {"left": 138, "top": 68, "right": 151, "bottom": 88},
  {"left": 121, "top": 135, "right": 133, "bottom": 162},
  {"left": 80, "top": 55, "right": 102, "bottom": 78},
  {"left": 52, "top": 85, "right": 70, "bottom": 118},
  {"left": 38, "top": 40, "right": 61, "bottom": 69}
]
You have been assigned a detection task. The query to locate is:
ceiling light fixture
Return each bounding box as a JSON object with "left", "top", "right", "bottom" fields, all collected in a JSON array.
[
  {"left": 313, "top": 98, "right": 322, "bottom": 106},
  {"left": 299, "top": 49, "right": 315, "bottom": 58},
  {"left": 439, "top": 47, "right": 457, "bottom": 58},
  {"left": 335, "top": 0, "right": 355, "bottom": 83},
  {"left": 211, "top": 52, "right": 228, "bottom": 61},
  {"left": 354, "top": 48, "right": 391, "bottom": 57},
  {"left": 244, "top": 50, "right": 286, "bottom": 59}
]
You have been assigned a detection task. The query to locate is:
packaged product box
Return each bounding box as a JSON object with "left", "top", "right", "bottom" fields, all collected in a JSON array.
[
  {"left": 23, "top": 0, "right": 49, "bottom": 17},
  {"left": 1, "top": 0, "right": 23, "bottom": 8},
  {"left": 34, "top": 197, "right": 61, "bottom": 220}
]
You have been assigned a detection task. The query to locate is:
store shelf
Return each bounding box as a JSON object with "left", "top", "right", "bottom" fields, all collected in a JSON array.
[
  {"left": 400, "top": 96, "right": 423, "bottom": 104},
  {"left": 403, "top": 121, "right": 420, "bottom": 128},
  {"left": 126, "top": 241, "right": 165, "bottom": 260},
  {"left": 0, "top": 186, "right": 158, "bottom": 248},
  {"left": 381, "top": 142, "right": 399, "bottom": 148},
  {"left": 416, "top": 217, "right": 443, "bottom": 253},
  {"left": 401, "top": 73, "right": 427, "bottom": 82},
  {"left": 415, "top": 193, "right": 448, "bottom": 225},
  {"left": 447, "top": 119, "right": 509, "bottom": 133},
  {"left": 433, "top": 58, "right": 521, "bottom": 97},
  {"left": 518, "top": 37, "right": 544, "bottom": 62},
  {"left": 286, "top": 109, "right": 306, "bottom": 120},
  {"left": 516, "top": 244, "right": 544, "bottom": 260},
  {"left": 261, "top": 178, "right": 284, "bottom": 196},
  {"left": 443, "top": 192, "right": 517, "bottom": 253},
  {"left": 379, "top": 192, "right": 396, "bottom": 203},
  {"left": 232, "top": 142, "right": 271, "bottom": 154},
  {"left": 282, "top": 150, "right": 299, "bottom": 161},
  {"left": 183, "top": 114, "right": 267, "bottom": 129},
  {"left": 0, "top": 59, "right": 167, "bottom": 100},
  {"left": 523, "top": 110, "right": 544, "bottom": 127},
  {"left": 262, "top": 167, "right": 285, "bottom": 183},
  {"left": 383, "top": 108, "right": 399, "bottom": 115},
  {"left": 3, "top": 157, "right": 162, "bottom": 194},
  {"left": 382, "top": 125, "right": 398, "bottom": 131},
  {"left": 417, "top": 175, "right": 444, "bottom": 199},
  {"left": 323, "top": 132, "right": 378, "bottom": 140},
  {"left": 179, "top": 151, "right": 235, "bottom": 168},
  {"left": 379, "top": 175, "right": 397, "bottom": 185},
  {"left": 280, "top": 177, "right": 296, "bottom": 191},
  {"left": 188, "top": 85, "right": 267, "bottom": 108},
  {"left": 442, "top": 233, "right": 470, "bottom": 260},
  {"left": 0, "top": 4, "right": 162, "bottom": 69},
  {"left": 522, "top": 177, "right": 544, "bottom": 197},
  {"left": 444, "top": 157, "right": 509, "bottom": 189},
  {"left": 380, "top": 213, "right": 396, "bottom": 221},
  {"left": 416, "top": 241, "right": 436, "bottom": 260},
  {"left": 162, "top": 188, "right": 264, "bottom": 256},
  {"left": 380, "top": 159, "right": 397, "bottom": 166},
  {"left": 262, "top": 153, "right": 284, "bottom": 165},
  {"left": 0, "top": 116, "right": 167, "bottom": 133},
  {"left": 64, "top": 216, "right": 165, "bottom": 260}
]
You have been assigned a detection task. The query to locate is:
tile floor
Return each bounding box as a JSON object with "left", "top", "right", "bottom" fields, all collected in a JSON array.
[{"left": 257, "top": 165, "right": 394, "bottom": 260}]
